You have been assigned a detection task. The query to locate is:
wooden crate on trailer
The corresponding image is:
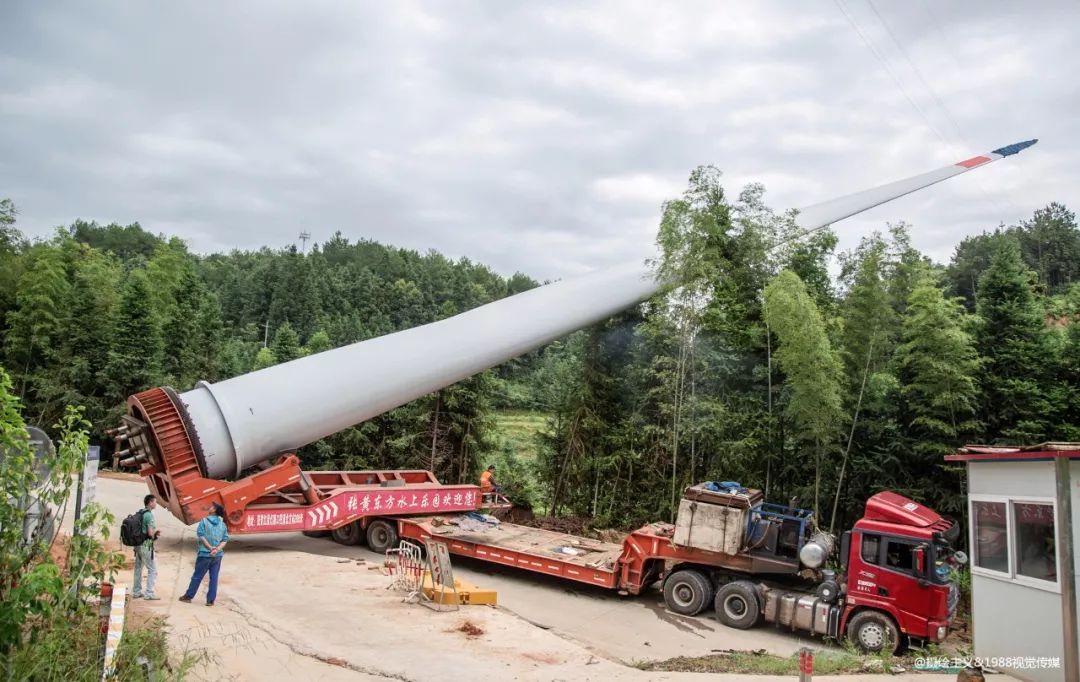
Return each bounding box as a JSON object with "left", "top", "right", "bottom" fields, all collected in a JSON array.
[{"left": 673, "top": 497, "right": 751, "bottom": 555}]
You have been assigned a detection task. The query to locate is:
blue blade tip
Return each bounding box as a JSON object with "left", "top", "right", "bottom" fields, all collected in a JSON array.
[{"left": 991, "top": 139, "right": 1038, "bottom": 157}]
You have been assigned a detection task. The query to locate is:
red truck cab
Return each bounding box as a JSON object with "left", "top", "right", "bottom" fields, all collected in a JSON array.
[{"left": 840, "top": 492, "right": 962, "bottom": 650}]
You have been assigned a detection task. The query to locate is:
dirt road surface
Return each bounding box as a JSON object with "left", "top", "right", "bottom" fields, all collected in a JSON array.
[{"left": 74, "top": 475, "right": 964, "bottom": 681}]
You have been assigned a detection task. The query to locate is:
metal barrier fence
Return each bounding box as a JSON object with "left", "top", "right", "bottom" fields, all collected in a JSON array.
[{"left": 383, "top": 542, "right": 425, "bottom": 602}]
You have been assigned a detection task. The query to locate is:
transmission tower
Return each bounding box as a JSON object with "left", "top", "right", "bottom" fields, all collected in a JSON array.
[{"left": 298, "top": 230, "right": 311, "bottom": 254}]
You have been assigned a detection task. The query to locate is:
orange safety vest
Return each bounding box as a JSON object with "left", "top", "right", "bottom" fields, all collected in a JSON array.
[{"left": 480, "top": 470, "right": 494, "bottom": 492}]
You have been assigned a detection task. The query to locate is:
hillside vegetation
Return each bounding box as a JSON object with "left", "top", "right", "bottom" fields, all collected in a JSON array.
[{"left": 1, "top": 182, "right": 1077, "bottom": 534}]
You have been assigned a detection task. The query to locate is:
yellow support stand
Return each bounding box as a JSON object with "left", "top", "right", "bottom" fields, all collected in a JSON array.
[{"left": 421, "top": 571, "right": 497, "bottom": 606}]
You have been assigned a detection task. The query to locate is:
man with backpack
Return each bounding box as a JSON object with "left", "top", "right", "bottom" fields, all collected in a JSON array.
[{"left": 122, "top": 494, "right": 161, "bottom": 600}]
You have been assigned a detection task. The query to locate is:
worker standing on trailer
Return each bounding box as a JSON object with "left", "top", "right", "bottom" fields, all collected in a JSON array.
[
  {"left": 179, "top": 503, "right": 230, "bottom": 606},
  {"left": 480, "top": 464, "right": 502, "bottom": 494}
]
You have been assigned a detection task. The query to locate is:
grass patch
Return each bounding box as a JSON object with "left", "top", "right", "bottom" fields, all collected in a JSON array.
[
  {"left": 636, "top": 645, "right": 911, "bottom": 675},
  {"left": 1, "top": 612, "right": 206, "bottom": 681},
  {"left": 492, "top": 410, "right": 549, "bottom": 460}
]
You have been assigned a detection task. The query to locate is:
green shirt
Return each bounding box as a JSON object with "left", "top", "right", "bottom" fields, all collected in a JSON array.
[{"left": 141, "top": 509, "right": 155, "bottom": 548}]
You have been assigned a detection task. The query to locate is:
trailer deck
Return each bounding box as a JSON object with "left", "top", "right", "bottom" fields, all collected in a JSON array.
[
  {"left": 394, "top": 510, "right": 811, "bottom": 597},
  {"left": 397, "top": 515, "right": 625, "bottom": 588}
]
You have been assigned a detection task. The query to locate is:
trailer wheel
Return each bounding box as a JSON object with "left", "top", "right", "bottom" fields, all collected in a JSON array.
[
  {"left": 714, "top": 581, "right": 761, "bottom": 629},
  {"left": 366, "top": 520, "right": 399, "bottom": 554},
  {"left": 330, "top": 521, "right": 363, "bottom": 545},
  {"left": 663, "top": 570, "right": 713, "bottom": 616},
  {"left": 847, "top": 611, "right": 900, "bottom": 654}
]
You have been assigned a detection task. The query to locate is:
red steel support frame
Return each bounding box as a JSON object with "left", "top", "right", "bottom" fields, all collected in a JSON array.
[{"left": 129, "top": 387, "right": 488, "bottom": 531}]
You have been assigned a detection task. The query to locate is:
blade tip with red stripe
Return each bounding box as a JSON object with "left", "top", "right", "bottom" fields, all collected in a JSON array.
[{"left": 956, "top": 139, "right": 1037, "bottom": 169}]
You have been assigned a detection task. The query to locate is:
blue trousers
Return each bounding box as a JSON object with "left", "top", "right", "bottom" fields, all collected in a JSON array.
[{"left": 182, "top": 555, "right": 222, "bottom": 604}]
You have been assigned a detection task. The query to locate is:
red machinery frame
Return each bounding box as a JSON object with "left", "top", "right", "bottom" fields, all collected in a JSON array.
[{"left": 124, "top": 387, "right": 487, "bottom": 531}]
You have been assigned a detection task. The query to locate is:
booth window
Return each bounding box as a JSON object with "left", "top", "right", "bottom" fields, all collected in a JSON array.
[
  {"left": 970, "top": 496, "right": 1058, "bottom": 590},
  {"left": 972, "top": 500, "right": 1008, "bottom": 573},
  {"left": 1013, "top": 502, "right": 1056, "bottom": 583}
]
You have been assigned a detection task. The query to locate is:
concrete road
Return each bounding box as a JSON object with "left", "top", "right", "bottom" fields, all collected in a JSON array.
[
  {"left": 244, "top": 525, "right": 820, "bottom": 663},
  {"left": 84, "top": 475, "right": 819, "bottom": 663},
  {"left": 76, "top": 474, "right": 964, "bottom": 681}
]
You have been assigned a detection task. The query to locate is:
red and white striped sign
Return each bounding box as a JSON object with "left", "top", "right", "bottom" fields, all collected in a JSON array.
[{"left": 240, "top": 486, "right": 479, "bottom": 532}]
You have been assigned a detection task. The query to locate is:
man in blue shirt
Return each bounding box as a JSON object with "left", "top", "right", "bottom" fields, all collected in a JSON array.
[{"left": 178, "top": 503, "right": 230, "bottom": 606}]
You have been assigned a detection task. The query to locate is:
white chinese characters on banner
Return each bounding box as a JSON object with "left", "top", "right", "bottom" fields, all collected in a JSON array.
[
  {"left": 241, "top": 486, "right": 479, "bottom": 531},
  {"left": 246, "top": 512, "right": 305, "bottom": 529}
]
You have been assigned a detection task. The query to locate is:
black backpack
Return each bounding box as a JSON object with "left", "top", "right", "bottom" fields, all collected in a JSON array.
[{"left": 120, "top": 509, "right": 148, "bottom": 547}]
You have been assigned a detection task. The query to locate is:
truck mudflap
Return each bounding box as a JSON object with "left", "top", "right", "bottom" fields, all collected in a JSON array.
[{"left": 761, "top": 587, "right": 842, "bottom": 638}]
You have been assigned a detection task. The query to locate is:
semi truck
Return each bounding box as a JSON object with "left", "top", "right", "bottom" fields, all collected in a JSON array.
[{"left": 113, "top": 139, "right": 1032, "bottom": 651}]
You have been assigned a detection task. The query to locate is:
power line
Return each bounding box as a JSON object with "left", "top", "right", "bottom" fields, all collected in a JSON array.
[
  {"left": 867, "top": 0, "right": 1015, "bottom": 218},
  {"left": 832, "top": 0, "right": 952, "bottom": 148},
  {"left": 832, "top": 0, "right": 1015, "bottom": 220},
  {"left": 920, "top": 0, "right": 964, "bottom": 69},
  {"left": 867, "top": 0, "right": 967, "bottom": 145}
]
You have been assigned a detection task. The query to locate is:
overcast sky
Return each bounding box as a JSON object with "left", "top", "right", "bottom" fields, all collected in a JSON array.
[{"left": 1, "top": 1, "right": 1074, "bottom": 279}]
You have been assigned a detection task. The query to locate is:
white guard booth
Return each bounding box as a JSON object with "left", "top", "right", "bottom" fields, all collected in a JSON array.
[{"left": 947, "top": 444, "right": 1079, "bottom": 682}]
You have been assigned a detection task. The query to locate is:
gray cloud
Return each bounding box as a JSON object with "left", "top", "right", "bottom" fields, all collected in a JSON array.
[{"left": 1, "top": 1, "right": 1075, "bottom": 279}]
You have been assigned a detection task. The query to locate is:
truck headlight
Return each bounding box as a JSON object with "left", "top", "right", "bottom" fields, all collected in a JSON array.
[{"left": 936, "top": 626, "right": 947, "bottom": 641}]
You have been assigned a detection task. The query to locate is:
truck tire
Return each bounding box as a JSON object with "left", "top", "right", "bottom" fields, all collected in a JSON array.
[
  {"left": 847, "top": 610, "right": 900, "bottom": 654},
  {"left": 330, "top": 521, "right": 363, "bottom": 545},
  {"left": 714, "top": 581, "right": 761, "bottom": 629},
  {"left": 663, "top": 569, "right": 713, "bottom": 616},
  {"left": 366, "top": 519, "right": 399, "bottom": 554}
]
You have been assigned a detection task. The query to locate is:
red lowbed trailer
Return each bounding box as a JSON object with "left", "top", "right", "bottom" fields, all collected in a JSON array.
[{"left": 328, "top": 487, "right": 964, "bottom": 654}]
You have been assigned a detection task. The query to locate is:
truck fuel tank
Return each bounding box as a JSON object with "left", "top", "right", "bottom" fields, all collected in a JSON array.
[
  {"left": 794, "top": 594, "right": 817, "bottom": 631},
  {"left": 814, "top": 600, "right": 841, "bottom": 637},
  {"left": 760, "top": 586, "right": 842, "bottom": 637},
  {"left": 779, "top": 593, "right": 798, "bottom": 627},
  {"left": 799, "top": 531, "right": 836, "bottom": 569}
]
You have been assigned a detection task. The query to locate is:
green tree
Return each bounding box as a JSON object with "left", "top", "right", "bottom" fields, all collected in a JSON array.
[
  {"left": 764, "top": 270, "right": 844, "bottom": 515},
  {"left": 52, "top": 245, "right": 123, "bottom": 432},
  {"left": 306, "top": 330, "right": 332, "bottom": 355},
  {"left": 163, "top": 271, "right": 224, "bottom": 389},
  {"left": 947, "top": 230, "right": 1010, "bottom": 309},
  {"left": 145, "top": 238, "right": 194, "bottom": 315},
  {"left": 895, "top": 275, "right": 981, "bottom": 515},
  {"left": 1056, "top": 284, "right": 1080, "bottom": 440},
  {"left": 0, "top": 199, "right": 24, "bottom": 344},
  {"left": 1016, "top": 203, "right": 1080, "bottom": 294},
  {"left": 0, "top": 199, "right": 18, "bottom": 250},
  {"left": 4, "top": 244, "right": 70, "bottom": 414},
  {"left": 976, "top": 239, "right": 1053, "bottom": 442},
  {"left": 0, "top": 367, "right": 125, "bottom": 665},
  {"left": 104, "top": 270, "right": 164, "bottom": 404},
  {"left": 252, "top": 346, "right": 278, "bottom": 370},
  {"left": 829, "top": 234, "right": 900, "bottom": 531},
  {"left": 271, "top": 321, "right": 301, "bottom": 363},
  {"left": 69, "top": 220, "right": 161, "bottom": 262}
]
